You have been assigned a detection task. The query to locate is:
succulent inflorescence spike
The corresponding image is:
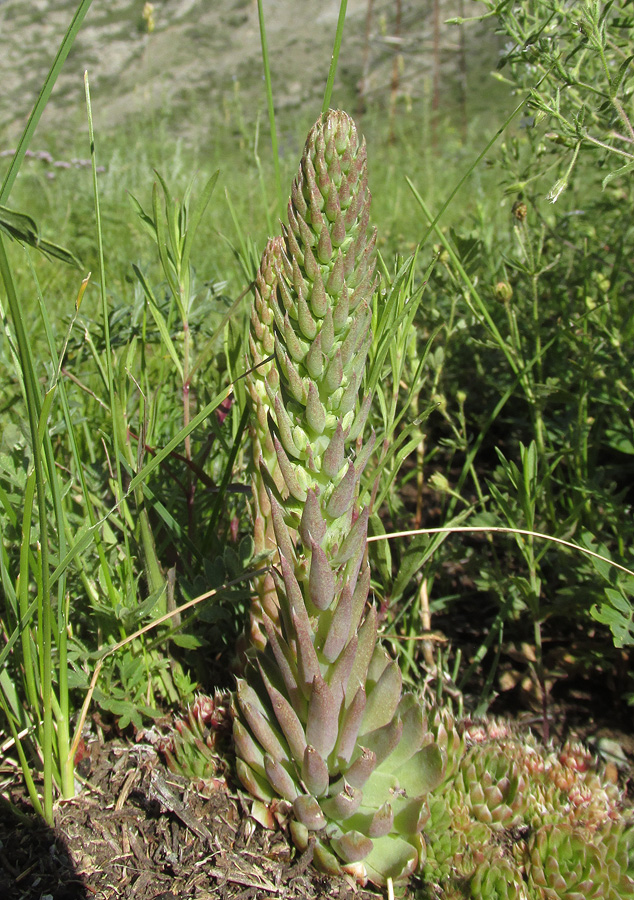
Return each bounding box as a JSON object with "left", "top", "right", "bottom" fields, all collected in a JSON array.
[{"left": 236, "top": 110, "right": 443, "bottom": 886}]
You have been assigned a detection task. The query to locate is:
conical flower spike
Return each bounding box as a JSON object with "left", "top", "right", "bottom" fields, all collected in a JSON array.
[
  {"left": 234, "top": 110, "right": 443, "bottom": 888},
  {"left": 244, "top": 237, "right": 288, "bottom": 648}
]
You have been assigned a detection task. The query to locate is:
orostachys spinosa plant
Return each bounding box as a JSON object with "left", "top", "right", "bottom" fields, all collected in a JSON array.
[
  {"left": 232, "top": 109, "right": 634, "bottom": 895},
  {"left": 234, "top": 108, "right": 445, "bottom": 886}
]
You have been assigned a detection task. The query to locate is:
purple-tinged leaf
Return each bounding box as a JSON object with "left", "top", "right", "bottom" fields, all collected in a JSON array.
[
  {"left": 340, "top": 301, "right": 370, "bottom": 369},
  {"left": 283, "top": 351, "right": 306, "bottom": 403},
  {"left": 291, "top": 174, "right": 307, "bottom": 219},
  {"left": 302, "top": 745, "right": 329, "bottom": 798},
  {"left": 298, "top": 292, "right": 317, "bottom": 340},
  {"left": 272, "top": 435, "right": 306, "bottom": 502},
  {"left": 336, "top": 685, "right": 366, "bottom": 765},
  {"left": 293, "top": 608, "right": 321, "bottom": 699},
  {"left": 306, "top": 673, "right": 339, "bottom": 759},
  {"left": 305, "top": 382, "right": 326, "bottom": 435},
  {"left": 344, "top": 746, "right": 377, "bottom": 788},
  {"left": 326, "top": 252, "right": 344, "bottom": 296},
  {"left": 331, "top": 829, "right": 373, "bottom": 863},
  {"left": 338, "top": 371, "right": 359, "bottom": 416},
  {"left": 326, "top": 462, "right": 356, "bottom": 519},
  {"left": 322, "top": 422, "right": 345, "bottom": 480},
  {"left": 328, "top": 634, "right": 357, "bottom": 699},
  {"left": 354, "top": 430, "right": 376, "bottom": 480},
  {"left": 346, "top": 605, "right": 377, "bottom": 702},
  {"left": 303, "top": 239, "right": 320, "bottom": 281},
  {"left": 293, "top": 794, "right": 327, "bottom": 831},
  {"left": 309, "top": 267, "right": 328, "bottom": 317},
  {"left": 324, "top": 349, "right": 344, "bottom": 394},
  {"left": 332, "top": 284, "right": 349, "bottom": 332},
  {"left": 384, "top": 701, "right": 426, "bottom": 769},
  {"left": 308, "top": 539, "right": 336, "bottom": 611},
  {"left": 236, "top": 680, "right": 287, "bottom": 761},
  {"left": 305, "top": 331, "right": 324, "bottom": 379},
  {"left": 236, "top": 758, "right": 275, "bottom": 803},
  {"left": 259, "top": 664, "right": 307, "bottom": 765},
  {"left": 321, "top": 581, "right": 353, "bottom": 662},
  {"left": 323, "top": 785, "right": 364, "bottom": 822},
  {"left": 361, "top": 716, "right": 404, "bottom": 766},
  {"left": 268, "top": 493, "right": 296, "bottom": 565},
  {"left": 264, "top": 754, "right": 299, "bottom": 802},
  {"left": 347, "top": 391, "right": 371, "bottom": 442},
  {"left": 368, "top": 802, "right": 394, "bottom": 838},
  {"left": 317, "top": 225, "right": 333, "bottom": 264},
  {"left": 283, "top": 312, "right": 306, "bottom": 365},
  {"left": 325, "top": 182, "right": 341, "bottom": 222},
  {"left": 299, "top": 488, "right": 327, "bottom": 546},
  {"left": 262, "top": 615, "right": 304, "bottom": 712},
  {"left": 233, "top": 720, "right": 265, "bottom": 773}
]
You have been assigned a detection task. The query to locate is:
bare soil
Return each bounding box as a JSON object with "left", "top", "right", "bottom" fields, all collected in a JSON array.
[{"left": 1, "top": 734, "right": 383, "bottom": 900}]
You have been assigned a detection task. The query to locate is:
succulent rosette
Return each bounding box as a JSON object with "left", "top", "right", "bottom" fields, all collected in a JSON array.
[
  {"left": 234, "top": 109, "right": 443, "bottom": 886},
  {"left": 421, "top": 717, "right": 634, "bottom": 899}
]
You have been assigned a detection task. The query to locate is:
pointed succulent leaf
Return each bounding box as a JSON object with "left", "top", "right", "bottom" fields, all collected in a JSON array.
[
  {"left": 322, "top": 422, "right": 345, "bottom": 480},
  {"left": 293, "top": 608, "right": 322, "bottom": 698},
  {"left": 327, "top": 633, "right": 358, "bottom": 699},
  {"left": 333, "top": 507, "right": 369, "bottom": 567},
  {"left": 336, "top": 685, "right": 366, "bottom": 766},
  {"left": 268, "top": 493, "right": 296, "bottom": 565},
  {"left": 308, "top": 539, "right": 336, "bottom": 611},
  {"left": 362, "top": 717, "right": 404, "bottom": 766},
  {"left": 346, "top": 605, "right": 377, "bottom": 700},
  {"left": 302, "top": 745, "right": 330, "bottom": 798},
  {"left": 261, "top": 615, "right": 303, "bottom": 710},
  {"left": 322, "top": 785, "right": 364, "bottom": 821},
  {"left": 349, "top": 564, "right": 370, "bottom": 637},
  {"left": 331, "top": 830, "right": 373, "bottom": 863},
  {"left": 290, "top": 819, "right": 309, "bottom": 852},
  {"left": 297, "top": 292, "right": 317, "bottom": 339},
  {"left": 313, "top": 840, "right": 343, "bottom": 875},
  {"left": 273, "top": 435, "right": 307, "bottom": 501},
  {"left": 236, "top": 758, "right": 275, "bottom": 803},
  {"left": 274, "top": 394, "right": 301, "bottom": 459},
  {"left": 361, "top": 659, "right": 403, "bottom": 734},
  {"left": 381, "top": 700, "right": 426, "bottom": 770},
  {"left": 347, "top": 391, "right": 372, "bottom": 442},
  {"left": 305, "top": 381, "right": 326, "bottom": 435},
  {"left": 299, "top": 488, "right": 327, "bottom": 545},
  {"left": 236, "top": 679, "right": 288, "bottom": 761},
  {"left": 293, "top": 794, "right": 327, "bottom": 831},
  {"left": 259, "top": 666, "right": 307, "bottom": 764},
  {"left": 394, "top": 743, "right": 444, "bottom": 798},
  {"left": 306, "top": 673, "right": 340, "bottom": 759},
  {"left": 368, "top": 802, "right": 394, "bottom": 838},
  {"left": 326, "top": 462, "right": 356, "bottom": 519},
  {"left": 321, "top": 584, "right": 353, "bottom": 662},
  {"left": 363, "top": 834, "right": 420, "bottom": 885},
  {"left": 345, "top": 747, "right": 377, "bottom": 788},
  {"left": 264, "top": 754, "right": 299, "bottom": 802},
  {"left": 305, "top": 331, "right": 324, "bottom": 378},
  {"left": 233, "top": 719, "right": 266, "bottom": 774},
  {"left": 324, "top": 349, "right": 344, "bottom": 394}
]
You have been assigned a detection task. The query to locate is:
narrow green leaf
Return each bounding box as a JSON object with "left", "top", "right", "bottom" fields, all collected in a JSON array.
[{"left": 133, "top": 264, "right": 184, "bottom": 380}]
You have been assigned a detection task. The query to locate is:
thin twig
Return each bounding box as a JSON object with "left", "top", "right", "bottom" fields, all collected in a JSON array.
[{"left": 367, "top": 525, "right": 634, "bottom": 579}]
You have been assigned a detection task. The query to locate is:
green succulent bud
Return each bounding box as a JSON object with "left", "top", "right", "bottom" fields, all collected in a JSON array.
[{"left": 235, "top": 110, "right": 443, "bottom": 888}]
